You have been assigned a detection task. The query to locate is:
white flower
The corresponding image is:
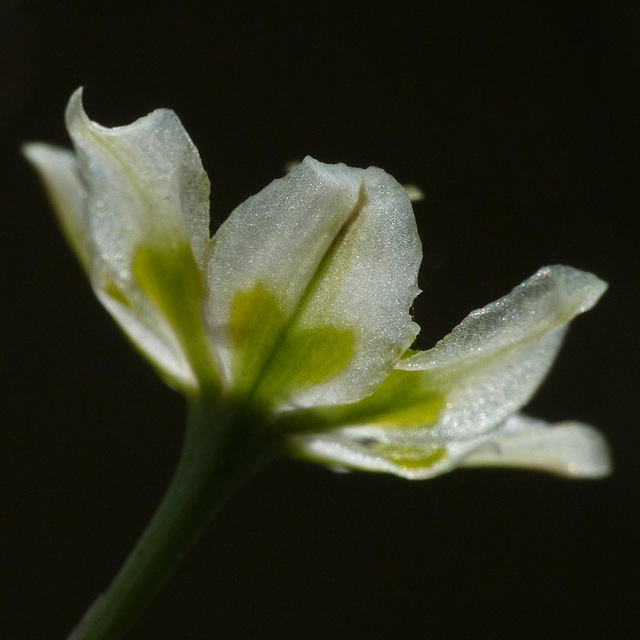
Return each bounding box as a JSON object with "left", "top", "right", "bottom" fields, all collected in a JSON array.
[{"left": 24, "top": 89, "right": 610, "bottom": 481}]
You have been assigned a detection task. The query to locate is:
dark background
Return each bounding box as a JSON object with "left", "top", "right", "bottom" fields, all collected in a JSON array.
[{"left": 2, "top": 2, "right": 638, "bottom": 639}]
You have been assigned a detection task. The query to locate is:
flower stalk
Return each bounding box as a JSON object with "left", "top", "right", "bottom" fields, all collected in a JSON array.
[{"left": 68, "top": 392, "right": 279, "bottom": 640}]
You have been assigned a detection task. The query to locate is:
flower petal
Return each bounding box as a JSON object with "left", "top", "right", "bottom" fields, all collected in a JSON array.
[
  {"left": 65, "top": 88, "right": 211, "bottom": 269},
  {"left": 457, "top": 414, "right": 612, "bottom": 477},
  {"left": 395, "top": 265, "right": 607, "bottom": 439},
  {"left": 24, "top": 141, "right": 192, "bottom": 386},
  {"left": 285, "top": 265, "right": 605, "bottom": 436},
  {"left": 25, "top": 89, "right": 217, "bottom": 389},
  {"left": 96, "top": 289, "right": 197, "bottom": 387},
  {"left": 289, "top": 426, "right": 448, "bottom": 478},
  {"left": 290, "top": 413, "right": 611, "bottom": 479},
  {"left": 22, "top": 144, "right": 91, "bottom": 270},
  {"left": 205, "top": 157, "right": 421, "bottom": 408},
  {"left": 276, "top": 367, "right": 443, "bottom": 434}
]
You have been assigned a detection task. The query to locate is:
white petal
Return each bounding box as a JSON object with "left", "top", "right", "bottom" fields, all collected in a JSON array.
[
  {"left": 396, "top": 266, "right": 607, "bottom": 438},
  {"left": 65, "top": 88, "right": 210, "bottom": 272},
  {"left": 290, "top": 414, "right": 611, "bottom": 480},
  {"left": 95, "top": 290, "right": 196, "bottom": 389},
  {"left": 25, "top": 141, "right": 192, "bottom": 386},
  {"left": 25, "top": 90, "right": 215, "bottom": 389},
  {"left": 458, "top": 414, "right": 612, "bottom": 478},
  {"left": 22, "top": 144, "right": 90, "bottom": 270},
  {"left": 205, "top": 157, "right": 421, "bottom": 407}
]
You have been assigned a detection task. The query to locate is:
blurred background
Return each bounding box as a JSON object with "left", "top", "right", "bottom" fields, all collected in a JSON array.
[{"left": 1, "top": 2, "right": 638, "bottom": 638}]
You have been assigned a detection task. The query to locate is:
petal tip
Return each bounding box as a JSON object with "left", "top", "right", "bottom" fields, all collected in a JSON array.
[
  {"left": 554, "top": 421, "right": 613, "bottom": 479},
  {"left": 458, "top": 416, "right": 613, "bottom": 480},
  {"left": 21, "top": 141, "right": 46, "bottom": 164},
  {"left": 541, "top": 264, "right": 608, "bottom": 313},
  {"left": 65, "top": 86, "right": 90, "bottom": 133}
]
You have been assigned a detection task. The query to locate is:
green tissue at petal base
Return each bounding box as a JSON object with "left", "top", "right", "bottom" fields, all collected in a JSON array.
[
  {"left": 229, "top": 283, "right": 355, "bottom": 404},
  {"left": 287, "top": 369, "right": 443, "bottom": 432},
  {"left": 380, "top": 443, "right": 446, "bottom": 470},
  {"left": 338, "top": 369, "right": 443, "bottom": 428},
  {"left": 133, "top": 243, "right": 203, "bottom": 331},
  {"left": 132, "top": 243, "right": 218, "bottom": 384}
]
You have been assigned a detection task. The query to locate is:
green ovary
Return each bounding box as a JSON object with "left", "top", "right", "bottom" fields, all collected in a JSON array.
[{"left": 229, "top": 283, "right": 355, "bottom": 403}]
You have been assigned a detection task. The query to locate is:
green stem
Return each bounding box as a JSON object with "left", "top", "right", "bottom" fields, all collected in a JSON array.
[{"left": 68, "top": 393, "right": 278, "bottom": 640}]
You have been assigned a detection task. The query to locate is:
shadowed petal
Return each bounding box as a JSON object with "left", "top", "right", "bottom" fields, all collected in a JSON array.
[{"left": 290, "top": 413, "right": 610, "bottom": 479}]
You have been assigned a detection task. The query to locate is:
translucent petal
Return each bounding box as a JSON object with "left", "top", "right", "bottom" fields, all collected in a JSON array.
[
  {"left": 22, "top": 144, "right": 90, "bottom": 270},
  {"left": 96, "top": 289, "right": 196, "bottom": 388},
  {"left": 290, "top": 427, "right": 447, "bottom": 478},
  {"left": 25, "top": 90, "right": 216, "bottom": 390},
  {"left": 65, "top": 88, "right": 211, "bottom": 272},
  {"left": 396, "top": 265, "right": 607, "bottom": 439},
  {"left": 458, "top": 414, "right": 612, "bottom": 478},
  {"left": 277, "top": 367, "right": 443, "bottom": 434},
  {"left": 290, "top": 413, "right": 611, "bottom": 479},
  {"left": 205, "top": 156, "right": 421, "bottom": 407}
]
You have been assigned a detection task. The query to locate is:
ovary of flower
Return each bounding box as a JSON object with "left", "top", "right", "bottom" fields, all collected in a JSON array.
[{"left": 23, "top": 88, "right": 611, "bottom": 481}]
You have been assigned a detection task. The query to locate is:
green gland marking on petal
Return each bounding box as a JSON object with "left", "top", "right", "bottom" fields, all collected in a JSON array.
[
  {"left": 133, "top": 243, "right": 202, "bottom": 331},
  {"left": 288, "top": 369, "right": 443, "bottom": 433},
  {"left": 229, "top": 282, "right": 355, "bottom": 404},
  {"left": 229, "top": 282, "right": 285, "bottom": 392},
  {"left": 346, "top": 370, "right": 443, "bottom": 428},
  {"left": 378, "top": 443, "right": 446, "bottom": 470},
  {"left": 133, "top": 242, "right": 215, "bottom": 381},
  {"left": 264, "top": 323, "right": 355, "bottom": 400}
]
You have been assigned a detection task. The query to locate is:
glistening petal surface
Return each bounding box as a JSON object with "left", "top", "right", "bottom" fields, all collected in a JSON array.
[
  {"left": 394, "top": 265, "right": 607, "bottom": 439},
  {"left": 293, "top": 265, "right": 606, "bottom": 437},
  {"left": 458, "top": 414, "right": 611, "bottom": 477},
  {"left": 205, "top": 157, "right": 421, "bottom": 408},
  {"left": 65, "top": 88, "right": 211, "bottom": 271}
]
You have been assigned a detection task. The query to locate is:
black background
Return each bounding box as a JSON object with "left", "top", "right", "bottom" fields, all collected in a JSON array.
[{"left": 2, "top": 2, "right": 638, "bottom": 639}]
